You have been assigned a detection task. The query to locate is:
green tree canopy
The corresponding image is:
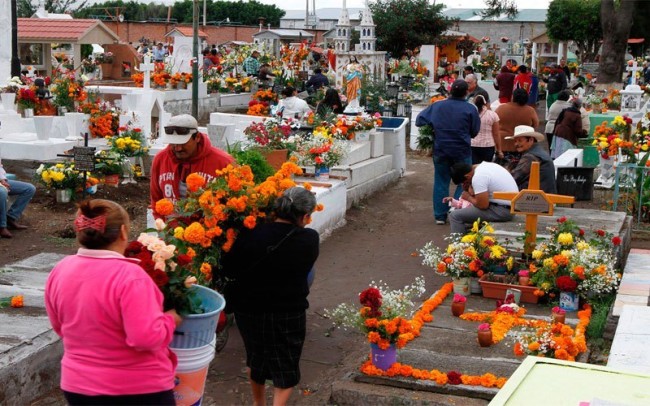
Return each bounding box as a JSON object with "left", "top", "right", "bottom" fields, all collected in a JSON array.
[
  {"left": 480, "top": 0, "right": 517, "bottom": 19},
  {"left": 74, "top": 0, "right": 284, "bottom": 26},
  {"left": 18, "top": 0, "right": 88, "bottom": 17},
  {"left": 546, "top": 0, "right": 601, "bottom": 63},
  {"left": 369, "top": 0, "right": 451, "bottom": 57}
]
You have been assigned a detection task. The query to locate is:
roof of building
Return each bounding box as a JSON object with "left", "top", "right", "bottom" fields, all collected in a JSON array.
[
  {"left": 17, "top": 18, "right": 119, "bottom": 43},
  {"left": 282, "top": 8, "right": 365, "bottom": 21},
  {"left": 442, "top": 8, "right": 547, "bottom": 22},
  {"left": 253, "top": 29, "right": 314, "bottom": 38},
  {"left": 165, "top": 27, "right": 208, "bottom": 38}
]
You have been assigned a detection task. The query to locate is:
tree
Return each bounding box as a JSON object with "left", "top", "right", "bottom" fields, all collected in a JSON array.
[
  {"left": 545, "top": 0, "right": 601, "bottom": 63},
  {"left": 369, "top": 0, "right": 451, "bottom": 57},
  {"left": 17, "top": 0, "right": 88, "bottom": 18},
  {"left": 480, "top": 0, "right": 517, "bottom": 19},
  {"left": 598, "top": 0, "right": 636, "bottom": 84}
]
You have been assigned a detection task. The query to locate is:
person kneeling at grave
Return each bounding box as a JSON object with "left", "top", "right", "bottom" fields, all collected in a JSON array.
[
  {"left": 0, "top": 158, "right": 36, "bottom": 238},
  {"left": 448, "top": 161, "right": 519, "bottom": 235},
  {"left": 508, "top": 125, "right": 557, "bottom": 194}
]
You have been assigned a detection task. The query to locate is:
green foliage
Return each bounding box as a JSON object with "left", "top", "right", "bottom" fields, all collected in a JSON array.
[
  {"left": 360, "top": 78, "right": 388, "bottom": 115},
  {"left": 586, "top": 294, "right": 615, "bottom": 340},
  {"left": 230, "top": 147, "right": 275, "bottom": 184},
  {"left": 546, "top": 0, "right": 601, "bottom": 63},
  {"left": 480, "top": 0, "right": 518, "bottom": 19},
  {"left": 369, "top": 0, "right": 451, "bottom": 57},
  {"left": 74, "top": 0, "right": 284, "bottom": 26},
  {"left": 417, "top": 125, "right": 434, "bottom": 152},
  {"left": 18, "top": 0, "right": 88, "bottom": 17}
]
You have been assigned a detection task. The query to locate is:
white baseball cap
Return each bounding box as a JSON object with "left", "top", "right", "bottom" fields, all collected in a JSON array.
[
  {"left": 505, "top": 125, "right": 545, "bottom": 142},
  {"left": 161, "top": 114, "right": 199, "bottom": 144}
]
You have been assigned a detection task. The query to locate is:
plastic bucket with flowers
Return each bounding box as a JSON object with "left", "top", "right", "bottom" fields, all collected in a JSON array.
[{"left": 170, "top": 285, "right": 226, "bottom": 349}]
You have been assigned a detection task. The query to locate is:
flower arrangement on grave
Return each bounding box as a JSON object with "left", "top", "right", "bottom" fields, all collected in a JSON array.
[
  {"left": 481, "top": 36, "right": 491, "bottom": 43},
  {"left": 108, "top": 124, "right": 148, "bottom": 157},
  {"left": 280, "top": 43, "right": 311, "bottom": 69},
  {"left": 324, "top": 277, "right": 425, "bottom": 349},
  {"left": 96, "top": 52, "right": 114, "bottom": 64},
  {"left": 354, "top": 112, "right": 383, "bottom": 131},
  {"left": 243, "top": 117, "right": 300, "bottom": 152},
  {"left": 527, "top": 217, "right": 621, "bottom": 300},
  {"left": 3, "top": 76, "right": 23, "bottom": 93},
  {"left": 170, "top": 72, "right": 192, "bottom": 88},
  {"left": 35, "top": 162, "right": 84, "bottom": 191},
  {"left": 89, "top": 106, "right": 120, "bottom": 138},
  {"left": 419, "top": 220, "right": 513, "bottom": 280},
  {"left": 16, "top": 87, "right": 38, "bottom": 111},
  {"left": 246, "top": 89, "right": 278, "bottom": 116},
  {"left": 153, "top": 162, "right": 308, "bottom": 283},
  {"left": 592, "top": 115, "right": 645, "bottom": 161},
  {"left": 510, "top": 305, "right": 591, "bottom": 361},
  {"left": 291, "top": 133, "right": 349, "bottom": 170},
  {"left": 50, "top": 73, "right": 88, "bottom": 113},
  {"left": 80, "top": 58, "right": 97, "bottom": 74},
  {"left": 124, "top": 232, "right": 204, "bottom": 315}
]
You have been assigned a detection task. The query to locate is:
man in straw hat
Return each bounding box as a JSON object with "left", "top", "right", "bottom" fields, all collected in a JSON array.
[{"left": 507, "top": 125, "right": 556, "bottom": 193}]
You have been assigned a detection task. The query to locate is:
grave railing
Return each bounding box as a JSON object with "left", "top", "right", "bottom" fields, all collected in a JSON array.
[{"left": 612, "top": 163, "right": 650, "bottom": 228}]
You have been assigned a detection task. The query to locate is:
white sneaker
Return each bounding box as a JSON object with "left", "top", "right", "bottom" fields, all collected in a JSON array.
[{"left": 436, "top": 220, "right": 446, "bottom": 225}]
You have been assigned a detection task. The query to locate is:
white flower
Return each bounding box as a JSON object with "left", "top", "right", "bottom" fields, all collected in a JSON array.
[
  {"left": 184, "top": 276, "right": 197, "bottom": 288},
  {"left": 154, "top": 218, "right": 166, "bottom": 232}
]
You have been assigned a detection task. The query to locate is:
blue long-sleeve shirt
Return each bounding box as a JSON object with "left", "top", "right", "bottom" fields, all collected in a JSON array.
[{"left": 415, "top": 97, "right": 480, "bottom": 160}]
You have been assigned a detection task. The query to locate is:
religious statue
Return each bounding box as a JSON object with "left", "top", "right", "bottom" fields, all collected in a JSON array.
[
  {"left": 344, "top": 57, "right": 364, "bottom": 113},
  {"left": 33, "top": 78, "right": 56, "bottom": 116}
]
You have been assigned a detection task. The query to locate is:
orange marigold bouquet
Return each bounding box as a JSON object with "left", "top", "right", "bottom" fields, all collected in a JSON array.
[
  {"left": 324, "top": 277, "right": 425, "bottom": 349},
  {"left": 153, "top": 162, "right": 304, "bottom": 283}
]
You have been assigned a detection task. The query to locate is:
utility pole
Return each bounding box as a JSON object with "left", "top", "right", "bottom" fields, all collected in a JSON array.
[
  {"left": 192, "top": 0, "right": 199, "bottom": 118},
  {"left": 11, "top": 0, "right": 20, "bottom": 77}
]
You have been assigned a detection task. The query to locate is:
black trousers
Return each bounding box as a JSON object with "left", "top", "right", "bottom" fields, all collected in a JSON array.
[{"left": 63, "top": 389, "right": 175, "bottom": 405}]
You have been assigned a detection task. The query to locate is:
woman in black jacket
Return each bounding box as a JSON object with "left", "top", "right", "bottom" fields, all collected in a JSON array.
[
  {"left": 551, "top": 99, "right": 587, "bottom": 159},
  {"left": 222, "top": 187, "right": 319, "bottom": 406}
]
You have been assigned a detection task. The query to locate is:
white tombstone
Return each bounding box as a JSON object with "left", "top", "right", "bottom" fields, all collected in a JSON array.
[
  {"left": 64, "top": 112, "right": 86, "bottom": 141},
  {"left": 419, "top": 45, "right": 436, "bottom": 82},
  {"left": 621, "top": 85, "right": 644, "bottom": 113},
  {"left": 171, "top": 36, "right": 195, "bottom": 74},
  {"left": 139, "top": 55, "right": 155, "bottom": 90},
  {"left": 626, "top": 60, "right": 643, "bottom": 86}
]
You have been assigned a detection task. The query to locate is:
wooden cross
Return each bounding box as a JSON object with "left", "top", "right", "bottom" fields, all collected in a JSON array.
[
  {"left": 139, "top": 54, "right": 155, "bottom": 90},
  {"left": 626, "top": 60, "right": 643, "bottom": 86},
  {"left": 493, "top": 162, "right": 575, "bottom": 255}
]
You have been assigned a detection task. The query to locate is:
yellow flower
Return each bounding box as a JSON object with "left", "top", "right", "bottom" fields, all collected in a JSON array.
[
  {"left": 506, "top": 256, "right": 514, "bottom": 270},
  {"left": 471, "top": 221, "right": 479, "bottom": 232},
  {"left": 543, "top": 257, "right": 555, "bottom": 269},
  {"left": 557, "top": 233, "right": 573, "bottom": 245},
  {"left": 173, "top": 226, "right": 185, "bottom": 240},
  {"left": 461, "top": 234, "right": 476, "bottom": 243},
  {"left": 576, "top": 241, "right": 589, "bottom": 251},
  {"left": 532, "top": 250, "right": 543, "bottom": 260},
  {"left": 560, "top": 250, "right": 572, "bottom": 258}
]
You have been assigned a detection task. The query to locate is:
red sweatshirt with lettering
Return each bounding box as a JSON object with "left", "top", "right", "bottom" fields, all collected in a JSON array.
[{"left": 150, "top": 133, "right": 234, "bottom": 215}]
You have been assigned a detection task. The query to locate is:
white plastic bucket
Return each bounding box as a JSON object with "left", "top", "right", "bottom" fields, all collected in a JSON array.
[{"left": 172, "top": 338, "right": 216, "bottom": 406}]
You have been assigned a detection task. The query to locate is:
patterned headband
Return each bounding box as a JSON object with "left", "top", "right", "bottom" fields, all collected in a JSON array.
[{"left": 74, "top": 214, "right": 107, "bottom": 234}]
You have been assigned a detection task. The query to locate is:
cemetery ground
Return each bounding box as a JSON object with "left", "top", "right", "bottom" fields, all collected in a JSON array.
[{"left": 1, "top": 149, "right": 646, "bottom": 405}]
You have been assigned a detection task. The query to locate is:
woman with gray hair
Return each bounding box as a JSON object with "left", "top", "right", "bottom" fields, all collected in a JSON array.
[
  {"left": 551, "top": 98, "right": 588, "bottom": 159},
  {"left": 221, "top": 187, "right": 320, "bottom": 406}
]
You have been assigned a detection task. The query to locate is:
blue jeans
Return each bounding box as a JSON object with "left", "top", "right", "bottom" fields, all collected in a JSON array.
[
  {"left": 0, "top": 180, "right": 36, "bottom": 228},
  {"left": 433, "top": 155, "right": 471, "bottom": 221}
]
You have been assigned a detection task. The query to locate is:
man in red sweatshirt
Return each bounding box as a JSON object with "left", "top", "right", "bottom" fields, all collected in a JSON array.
[{"left": 150, "top": 114, "right": 234, "bottom": 212}]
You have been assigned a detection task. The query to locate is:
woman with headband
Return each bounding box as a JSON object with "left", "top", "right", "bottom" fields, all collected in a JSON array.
[{"left": 45, "top": 199, "right": 182, "bottom": 405}]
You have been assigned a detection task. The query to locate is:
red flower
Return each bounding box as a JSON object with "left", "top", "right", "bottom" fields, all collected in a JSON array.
[
  {"left": 151, "top": 269, "right": 170, "bottom": 287},
  {"left": 447, "top": 371, "right": 462, "bottom": 385},
  {"left": 556, "top": 275, "right": 578, "bottom": 292},
  {"left": 579, "top": 229, "right": 585, "bottom": 236},
  {"left": 612, "top": 236, "right": 622, "bottom": 246},
  {"left": 596, "top": 229, "right": 606, "bottom": 237},
  {"left": 359, "top": 287, "right": 382, "bottom": 315},
  {"left": 125, "top": 241, "right": 144, "bottom": 256},
  {"left": 557, "top": 216, "right": 567, "bottom": 223},
  {"left": 176, "top": 254, "right": 192, "bottom": 266}
]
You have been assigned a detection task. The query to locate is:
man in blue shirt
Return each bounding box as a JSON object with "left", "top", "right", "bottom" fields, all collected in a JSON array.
[
  {"left": 242, "top": 51, "right": 261, "bottom": 76},
  {"left": 152, "top": 42, "right": 166, "bottom": 62},
  {"left": 416, "top": 79, "right": 480, "bottom": 225}
]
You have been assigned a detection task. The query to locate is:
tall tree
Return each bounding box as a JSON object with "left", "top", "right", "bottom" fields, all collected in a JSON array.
[
  {"left": 598, "top": 0, "right": 636, "bottom": 84},
  {"left": 369, "top": 0, "right": 451, "bottom": 57},
  {"left": 17, "top": 0, "right": 88, "bottom": 17},
  {"left": 545, "top": 0, "right": 601, "bottom": 63}
]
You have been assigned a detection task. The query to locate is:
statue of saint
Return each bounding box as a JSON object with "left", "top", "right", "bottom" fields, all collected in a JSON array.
[{"left": 344, "top": 57, "right": 364, "bottom": 112}]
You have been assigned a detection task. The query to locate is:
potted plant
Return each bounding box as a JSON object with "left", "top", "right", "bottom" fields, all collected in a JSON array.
[
  {"left": 292, "top": 133, "right": 349, "bottom": 181},
  {"left": 325, "top": 277, "right": 425, "bottom": 371},
  {"left": 35, "top": 162, "right": 84, "bottom": 202},
  {"left": 1, "top": 76, "right": 22, "bottom": 111},
  {"left": 244, "top": 117, "right": 301, "bottom": 170},
  {"left": 16, "top": 87, "right": 38, "bottom": 117},
  {"left": 477, "top": 323, "right": 492, "bottom": 347},
  {"left": 451, "top": 293, "right": 466, "bottom": 317},
  {"left": 420, "top": 219, "right": 512, "bottom": 297},
  {"left": 108, "top": 123, "right": 148, "bottom": 183},
  {"left": 93, "top": 150, "right": 124, "bottom": 187},
  {"left": 551, "top": 306, "right": 566, "bottom": 324},
  {"left": 518, "top": 269, "right": 530, "bottom": 286}
]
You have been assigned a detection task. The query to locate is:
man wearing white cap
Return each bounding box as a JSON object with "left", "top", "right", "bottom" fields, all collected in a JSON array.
[
  {"left": 150, "top": 114, "right": 234, "bottom": 212},
  {"left": 507, "top": 125, "right": 556, "bottom": 194}
]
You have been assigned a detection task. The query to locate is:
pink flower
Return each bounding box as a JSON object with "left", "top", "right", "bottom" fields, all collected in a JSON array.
[
  {"left": 552, "top": 306, "right": 566, "bottom": 315},
  {"left": 478, "top": 323, "right": 491, "bottom": 331},
  {"left": 518, "top": 270, "right": 529, "bottom": 277},
  {"left": 452, "top": 293, "right": 467, "bottom": 303}
]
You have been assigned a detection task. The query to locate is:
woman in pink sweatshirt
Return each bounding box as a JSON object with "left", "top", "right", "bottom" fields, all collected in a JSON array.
[{"left": 45, "top": 199, "right": 182, "bottom": 405}]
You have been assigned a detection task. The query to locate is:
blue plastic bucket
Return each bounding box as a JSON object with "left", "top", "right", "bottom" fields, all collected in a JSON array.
[{"left": 170, "top": 285, "right": 225, "bottom": 349}]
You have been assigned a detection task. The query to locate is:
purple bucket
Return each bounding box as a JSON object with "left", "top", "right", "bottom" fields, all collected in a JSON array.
[{"left": 370, "top": 343, "right": 397, "bottom": 371}]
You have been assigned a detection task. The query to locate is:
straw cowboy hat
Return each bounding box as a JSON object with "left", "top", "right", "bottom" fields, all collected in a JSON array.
[{"left": 505, "top": 125, "right": 545, "bottom": 142}]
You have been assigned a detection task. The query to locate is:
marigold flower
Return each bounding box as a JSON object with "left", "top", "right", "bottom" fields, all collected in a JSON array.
[
  {"left": 186, "top": 247, "right": 196, "bottom": 258},
  {"left": 154, "top": 198, "right": 174, "bottom": 216},
  {"left": 557, "top": 232, "right": 574, "bottom": 245},
  {"left": 11, "top": 295, "right": 24, "bottom": 308},
  {"left": 186, "top": 173, "right": 206, "bottom": 192},
  {"left": 183, "top": 222, "right": 206, "bottom": 244},
  {"left": 243, "top": 215, "right": 257, "bottom": 229}
]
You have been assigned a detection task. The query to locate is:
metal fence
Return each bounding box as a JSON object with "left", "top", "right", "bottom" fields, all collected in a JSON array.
[{"left": 611, "top": 163, "right": 650, "bottom": 228}]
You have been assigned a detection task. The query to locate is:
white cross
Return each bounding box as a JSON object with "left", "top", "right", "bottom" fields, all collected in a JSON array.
[
  {"left": 139, "top": 55, "right": 155, "bottom": 90},
  {"left": 626, "top": 60, "right": 643, "bottom": 86}
]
